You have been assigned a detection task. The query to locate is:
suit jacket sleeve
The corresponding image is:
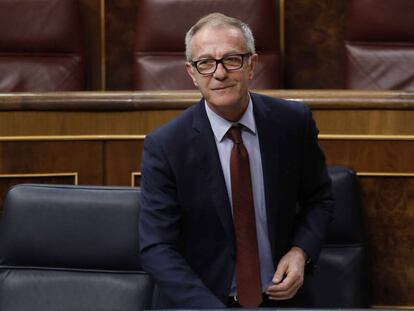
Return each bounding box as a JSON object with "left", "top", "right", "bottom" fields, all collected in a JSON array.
[
  {"left": 139, "top": 133, "right": 226, "bottom": 308},
  {"left": 291, "top": 104, "right": 334, "bottom": 263}
]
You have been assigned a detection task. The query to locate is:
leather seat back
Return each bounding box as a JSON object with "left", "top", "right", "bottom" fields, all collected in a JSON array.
[
  {"left": 345, "top": 0, "right": 414, "bottom": 89},
  {"left": 0, "top": 0, "right": 85, "bottom": 91},
  {"left": 133, "top": 0, "right": 282, "bottom": 90},
  {"left": 298, "top": 166, "right": 370, "bottom": 307},
  {"left": 0, "top": 184, "right": 152, "bottom": 311}
]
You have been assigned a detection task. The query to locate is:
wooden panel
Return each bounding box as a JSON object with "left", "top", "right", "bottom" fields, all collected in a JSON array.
[
  {"left": 2, "top": 109, "right": 413, "bottom": 136},
  {"left": 314, "top": 110, "right": 414, "bottom": 135},
  {"left": 105, "top": 0, "right": 136, "bottom": 90},
  {"left": 0, "top": 141, "right": 103, "bottom": 184},
  {"left": 0, "top": 110, "right": 181, "bottom": 136},
  {"left": 359, "top": 176, "right": 414, "bottom": 305},
  {"left": 285, "top": 0, "right": 346, "bottom": 89},
  {"left": 1, "top": 90, "right": 413, "bottom": 136},
  {"left": 0, "top": 140, "right": 103, "bottom": 214},
  {"left": 104, "top": 140, "right": 144, "bottom": 186},
  {"left": 79, "top": 0, "right": 103, "bottom": 90},
  {"left": 132, "top": 172, "right": 141, "bottom": 187},
  {"left": 320, "top": 140, "right": 413, "bottom": 172}
]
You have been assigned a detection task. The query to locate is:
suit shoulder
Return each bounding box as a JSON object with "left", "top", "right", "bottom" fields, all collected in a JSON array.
[
  {"left": 147, "top": 102, "right": 199, "bottom": 142},
  {"left": 251, "top": 92, "right": 310, "bottom": 119}
]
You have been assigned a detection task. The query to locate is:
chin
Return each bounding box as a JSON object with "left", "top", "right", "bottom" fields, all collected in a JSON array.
[
  {"left": 209, "top": 94, "right": 240, "bottom": 109},
  {"left": 208, "top": 97, "right": 240, "bottom": 116}
]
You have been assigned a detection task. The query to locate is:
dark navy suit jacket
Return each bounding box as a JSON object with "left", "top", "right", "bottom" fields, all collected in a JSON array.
[{"left": 139, "top": 92, "right": 334, "bottom": 308}]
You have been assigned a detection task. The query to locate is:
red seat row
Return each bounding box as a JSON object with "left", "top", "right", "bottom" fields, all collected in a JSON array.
[{"left": 0, "top": 0, "right": 413, "bottom": 92}]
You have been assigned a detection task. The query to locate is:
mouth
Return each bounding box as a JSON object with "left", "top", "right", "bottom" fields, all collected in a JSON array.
[{"left": 211, "top": 84, "right": 235, "bottom": 91}]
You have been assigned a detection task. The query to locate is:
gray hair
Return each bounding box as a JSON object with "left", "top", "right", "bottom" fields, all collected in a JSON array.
[{"left": 185, "top": 13, "right": 256, "bottom": 61}]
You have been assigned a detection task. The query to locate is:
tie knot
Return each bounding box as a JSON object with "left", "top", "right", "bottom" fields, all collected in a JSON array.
[{"left": 228, "top": 125, "right": 243, "bottom": 144}]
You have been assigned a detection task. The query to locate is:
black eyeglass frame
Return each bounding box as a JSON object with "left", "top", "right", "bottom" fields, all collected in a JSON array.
[{"left": 190, "top": 53, "right": 252, "bottom": 75}]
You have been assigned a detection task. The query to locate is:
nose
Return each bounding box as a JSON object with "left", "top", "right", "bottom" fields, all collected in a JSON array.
[{"left": 213, "top": 62, "right": 228, "bottom": 80}]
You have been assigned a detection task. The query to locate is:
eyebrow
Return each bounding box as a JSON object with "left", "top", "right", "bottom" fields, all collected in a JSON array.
[{"left": 194, "top": 51, "right": 245, "bottom": 60}]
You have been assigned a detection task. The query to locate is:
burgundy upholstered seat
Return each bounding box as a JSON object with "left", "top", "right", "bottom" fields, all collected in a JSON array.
[
  {"left": 0, "top": 0, "right": 85, "bottom": 92},
  {"left": 133, "top": 0, "right": 282, "bottom": 90},
  {"left": 345, "top": 0, "right": 414, "bottom": 90}
]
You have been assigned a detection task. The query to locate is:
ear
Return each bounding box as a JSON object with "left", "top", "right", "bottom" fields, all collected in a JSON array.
[
  {"left": 248, "top": 53, "right": 258, "bottom": 80},
  {"left": 186, "top": 62, "right": 199, "bottom": 87}
]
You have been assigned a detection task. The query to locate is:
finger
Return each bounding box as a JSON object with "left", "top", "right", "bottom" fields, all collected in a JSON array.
[
  {"left": 268, "top": 290, "right": 296, "bottom": 300},
  {"left": 267, "top": 270, "right": 300, "bottom": 293},
  {"left": 272, "top": 260, "right": 288, "bottom": 284},
  {"left": 266, "top": 279, "right": 303, "bottom": 301},
  {"left": 267, "top": 282, "right": 302, "bottom": 300}
]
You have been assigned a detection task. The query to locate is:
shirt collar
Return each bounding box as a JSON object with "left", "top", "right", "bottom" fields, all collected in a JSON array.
[{"left": 205, "top": 94, "right": 256, "bottom": 143}]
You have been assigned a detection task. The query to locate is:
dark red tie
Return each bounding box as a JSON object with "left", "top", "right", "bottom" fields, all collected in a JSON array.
[{"left": 228, "top": 125, "right": 262, "bottom": 308}]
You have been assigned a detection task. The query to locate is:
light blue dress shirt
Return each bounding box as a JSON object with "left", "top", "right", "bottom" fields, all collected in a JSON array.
[{"left": 205, "top": 96, "right": 274, "bottom": 296}]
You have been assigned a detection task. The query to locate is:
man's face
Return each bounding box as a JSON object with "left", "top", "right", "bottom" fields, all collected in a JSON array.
[{"left": 186, "top": 25, "right": 258, "bottom": 120}]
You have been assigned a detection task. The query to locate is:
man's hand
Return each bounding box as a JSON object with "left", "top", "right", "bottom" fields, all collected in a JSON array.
[{"left": 265, "top": 246, "right": 308, "bottom": 300}]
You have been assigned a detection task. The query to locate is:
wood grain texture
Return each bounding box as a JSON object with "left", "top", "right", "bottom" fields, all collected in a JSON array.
[
  {"left": 320, "top": 140, "right": 413, "bottom": 172},
  {"left": 285, "top": 0, "right": 346, "bottom": 88},
  {"left": 104, "top": 140, "right": 144, "bottom": 186},
  {"left": 359, "top": 177, "right": 414, "bottom": 305},
  {"left": 79, "top": 0, "right": 103, "bottom": 90},
  {"left": 104, "top": 0, "right": 136, "bottom": 90},
  {"left": 1, "top": 90, "right": 413, "bottom": 136},
  {"left": 0, "top": 141, "right": 103, "bottom": 184}
]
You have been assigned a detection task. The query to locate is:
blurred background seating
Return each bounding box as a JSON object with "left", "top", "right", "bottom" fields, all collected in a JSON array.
[
  {"left": 0, "top": 0, "right": 85, "bottom": 91},
  {"left": 345, "top": 0, "right": 414, "bottom": 90},
  {"left": 133, "top": 0, "right": 282, "bottom": 90},
  {"left": 0, "top": 184, "right": 153, "bottom": 311}
]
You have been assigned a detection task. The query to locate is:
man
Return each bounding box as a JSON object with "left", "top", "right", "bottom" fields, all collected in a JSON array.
[{"left": 139, "top": 13, "right": 334, "bottom": 308}]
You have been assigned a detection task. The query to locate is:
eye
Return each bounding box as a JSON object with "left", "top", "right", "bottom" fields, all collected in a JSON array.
[
  {"left": 197, "top": 59, "right": 215, "bottom": 68},
  {"left": 224, "top": 55, "right": 242, "bottom": 66}
]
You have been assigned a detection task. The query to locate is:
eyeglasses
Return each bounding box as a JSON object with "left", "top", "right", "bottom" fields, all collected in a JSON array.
[{"left": 191, "top": 53, "right": 251, "bottom": 75}]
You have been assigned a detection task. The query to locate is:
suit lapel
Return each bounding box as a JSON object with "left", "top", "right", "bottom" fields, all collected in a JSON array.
[
  {"left": 191, "top": 100, "right": 236, "bottom": 246},
  {"left": 252, "top": 93, "right": 283, "bottom": 260}
]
